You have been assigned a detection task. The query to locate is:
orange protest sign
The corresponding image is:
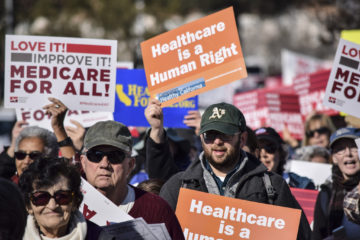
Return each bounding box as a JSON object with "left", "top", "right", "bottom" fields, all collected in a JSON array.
[
  {"left": 176, "top": 188, "right": 301, "bottom": 240},
  {"left": 141, "top": 7, "right": 247, "bottom": 107}
]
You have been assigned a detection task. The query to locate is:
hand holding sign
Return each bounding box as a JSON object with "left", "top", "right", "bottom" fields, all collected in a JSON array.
[
  {"left": 6, "top": 120, "right": 28, "bottom": 158},
  {"left": 183, "top": 110, "right": 201, "bottom": 135},
  {"left": 65, "top": 120, "right": 86, "bottom": 152},
  {"left": 145, "top": 98, "right": 164, "bottom": 143}
]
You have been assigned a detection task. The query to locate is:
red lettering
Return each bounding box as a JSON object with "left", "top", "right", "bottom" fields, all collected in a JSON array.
[
  {"left": 10, "top": 80, "right": 21, "bottom": 92},
  {"left": 82, "top": 204, "right": 97, "bottom": 220},
  {"left": 72, "top": 68, "right": 85, "bottom": 80},
  {"left": 342, "top": 45, "right": 360, "bottom": 59},
  {"left": 63, "top": 82, "right": 77, "bottom": 95},
  {"left": 331, "top": 81, "right": 343, "bottom": 94},
  {"left": 24, "top": 80, "right": 37, "bottom": 93},
  {"left": 21, "top": 111, "right": 31, "bottom": 121},
  {"left": 27, "top": 66, "right": 37, "bottom": 78},
  {"left": 92, "top": 83, "right": 102, "bottom": 96},
  {"left": 40, "top": 81, "right": 52, "bottom": 93},
  {"left": 100, "top": 70, "right": 110, "bottom": 82},
  {"left": 67, "top": 110, "right": 79, "bottom": 116},
  {"left": 39, "top": 66, "right": 51, "bottom": 78},
  {"left": 11, "top": 41, "right": 46, "bottom": 51},
  {"left": 11, "top": 65, "right": 24, "bottom": 78},
  {"left": 11, "top": 41, "right": 17, "bottom": 50},
  {"left": 79, "top": 82, "right": 90, "bottom": 96},
  {"left": 350, "top": 72, "right": 360, "bottom": 86},
  {"left": 344, "top": 86, "right": 357, "bottom": 99},
  {"left": 335, "top": 67, "right": 350, "bottom": 82},
  {"left": 33, "top": 110, "right": 45, "bottom": 121},
  {"left": 59, "top": 67, "right": 70, "bottom": 80},
  {"left": 87, "top": 69, "right": 98, "bottom": 81}
]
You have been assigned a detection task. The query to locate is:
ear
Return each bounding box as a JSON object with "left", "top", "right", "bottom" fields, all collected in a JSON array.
[
  {"left": 239, "top": 131, "right": 248, "bottom": 148},
  {"left": 27, "top": 206, "right": 34, "bottom": 215},
  {"left": 80, "top": 154, "right": 87, "bottom": 172},
  {"left": 332, "top": 155, "right": 338, "bottom": 165},
  {"left": 126, "top": 157, "right": 135, "bottom": 177}
]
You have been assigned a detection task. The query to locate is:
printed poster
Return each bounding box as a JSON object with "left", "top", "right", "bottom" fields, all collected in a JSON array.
[
  {"left": 323, "top": 39, "right": 360, "bottom": 118},
  {"left": 4, "top": 35, "right": 117, "bottom": 111},
  {"left": 141, "top": 7, "right": 247, "bottom": 107},
  {"left": 176, "top": 188, "right": 301, "bottom": 240},
  {"left": 114, "top": 68, "right": 198, "bottom": 128}
]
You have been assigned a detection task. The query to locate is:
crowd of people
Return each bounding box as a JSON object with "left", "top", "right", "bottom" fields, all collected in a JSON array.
[{"left": 1, "top": 96, "right": 360, "bottom": 240}]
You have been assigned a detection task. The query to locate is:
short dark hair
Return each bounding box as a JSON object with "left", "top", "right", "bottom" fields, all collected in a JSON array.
[
  {"left": 0, "top": 178, "right": 27, "bottom": 240},
  {"left": 19, "top": 157, "right": 83, "bottom": 209}
]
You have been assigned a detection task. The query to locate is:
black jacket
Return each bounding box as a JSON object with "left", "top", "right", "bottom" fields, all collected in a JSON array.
[{"left": 160, "top": 153, "right": 312, "bottom": 240}]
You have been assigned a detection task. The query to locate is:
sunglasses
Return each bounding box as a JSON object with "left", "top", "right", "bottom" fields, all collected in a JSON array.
[
  {"left": 86, "top": 149, "right": 127, "bottom": 164},
  {"left": 30, "top": 190, "right": 74, "bottom": 206},
  {"left": 306, "top": 127, "right": 330, "bottom": 138},
  {"left": 14, "top": 151, "right": 42, "bottom": 160},
  {"left": 203, "top": 131, "right": 239, "bottom": 142}
]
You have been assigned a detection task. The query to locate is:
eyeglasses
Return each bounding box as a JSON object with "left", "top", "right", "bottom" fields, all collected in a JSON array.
[
  {"left": 30, "top": 190, "right": 74, "bottom": 206},
  {"left": 85, "top": 149, "right": 127, "bottom": 164},
  {"left": 333, "top": 147, "right": 358, "bottom": 156},
  {"left": 202, "top": 131, "right": 239, "bottom": 142},
  {"left": 14, "top": 151, "right": 42, "bottom": 160},
  {"left": 306, "top": 127, "right": 330, "bottom": 138}
]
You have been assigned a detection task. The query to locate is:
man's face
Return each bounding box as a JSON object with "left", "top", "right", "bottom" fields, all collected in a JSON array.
[
  {"left": 201, "top": 130, "right": 246, "bottom": 173},
  {"left": 332, "top": 138, "right": 360, "bottom": 179},
  {"left": 81, "top": 145, "right": 134, "bottom": 195}
]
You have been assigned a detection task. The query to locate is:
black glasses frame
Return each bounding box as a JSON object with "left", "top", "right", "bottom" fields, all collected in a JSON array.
[
  {"left": 14, "top": 151, "right": 42, "bottom": 160},
  {"left": 30, "top": 190, "right": 74, "bottom": 206},
  {"left": 85, "top": 149, "right": 127, "bottom": 164}
]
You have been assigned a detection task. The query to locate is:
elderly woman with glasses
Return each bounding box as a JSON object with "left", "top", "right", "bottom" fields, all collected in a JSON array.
[
  {"left": 0, "top": 98, "right": 76, "bottom": 184},
  {"left": 19, "top": 157, "right": 113, "bottom": 239},
  {"left": 312, "top": 128, "right": 360, "bottom": 240}
]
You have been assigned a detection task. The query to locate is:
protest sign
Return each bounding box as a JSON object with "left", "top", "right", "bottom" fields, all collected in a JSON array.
[
  {"left": 290, "top": 188, "right": 319, "bottom": 226},
  {"left": 293, "top": 69, "right": 338, "bottom": 117},
  {"left": 287, "top": 160, "right": 332, "bottom": 189},
  {"left": 281, "top": 49, "right": 329, "bottom": 86},
  {"left": 141, "top": 7, "right": 247, "bottom": 107},
  {"left": 341, "top": 30, "right": 360, "bottom": 44},
  {"left": 4, "top": 35, "right": 117, "bottom": 111},
  {"left": 176, "top": 188, "right": 301, "bottom": 240},
  {"left": 16, "top": 108, "right": 113, "bottom": 131},
  {"left": 114, "top": 68, "right": 198, "bottom": 128},
  {"left": 79, "top": 178, "right": 133, "bottom": 226},
  {"left": 323, "top": 39, "right": 360, "bottom": 118}
]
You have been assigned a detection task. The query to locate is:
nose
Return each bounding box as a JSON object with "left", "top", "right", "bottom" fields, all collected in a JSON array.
[
  {"left": 213, "top": 136, "right": 224, "bottom": 145},
  {"left": 99, "top": 155, "right": 111, "bottom": 167},
  {"left": 344, "top": 147, "right": 353, "bottom": 156},
  {"left": 23, "top": 155, "right": 33, "bottom": 164},
  {"left": 46, "top": 197, "right": 58, "bottom": 209}
]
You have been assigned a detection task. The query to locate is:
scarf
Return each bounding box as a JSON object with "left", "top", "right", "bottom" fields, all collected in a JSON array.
[
  {"left": 328, "top": 165, "right": 360, "bottom": 234},
  {"left": 23, "top": 210, "right": 87, "bottom": 240}
]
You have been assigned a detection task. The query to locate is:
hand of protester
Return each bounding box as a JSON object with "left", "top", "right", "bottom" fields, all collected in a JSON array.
[
  {"left": 282, "top": 125, "right": 298, "bottom": 148},
  {"left": 183, "top": 110, "right": 201, "bottom": 135},
  {"left": 43, "top": 97, "right": 68, "bottom": 134},
  {"left": 145, "top": 98, "right": 164, "bottom": 143},
  {"left": 345, "top": 115, "right": 360, "bottom": 128},
  {"left": 65, "top": 120, "right": 85, "bottom": 152},
  {"left": 43, "top": 97, "right": 75, "bottom": 159},
  {"left": 7, "top": 120, "right": 28, "bottom": 157}
]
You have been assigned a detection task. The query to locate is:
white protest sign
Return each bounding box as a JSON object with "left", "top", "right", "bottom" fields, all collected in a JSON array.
[
  {"left": 16, "top": 108, "right": 113, "bottom": 131},
  {"left": 287, "top": 160, "right": 332, "bottom": 188},
  {"left": 323, "top": 39, "right": 360, "bottom": 117},
  {"left": 79, "top": 178, "right": 133, "bottom": 226},
  {"left": 4, "top": 35, "right": 117, "bottom": 112},
  {"left": 356, "top": 138, "right": 360, "bottom": 160}
]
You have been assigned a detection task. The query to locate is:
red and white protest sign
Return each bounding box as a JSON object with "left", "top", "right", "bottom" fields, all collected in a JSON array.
[
  {"left": 293, "top": 69, "right": 338, "bottom": 117},
  {"left": 323, "top": 39, "right": 360, "bottom": 117},
  {"left": 290, "top": 188, "right": 319, "bottom": 226},
  {"left": 16, "top": 108, "right": 113, "bottom": 131},
  {"left": 4, "top": 35, "right": 117, "bottom": 111},
  {"left": 79, "top": 178, "right": 133, "bottom": 226}
]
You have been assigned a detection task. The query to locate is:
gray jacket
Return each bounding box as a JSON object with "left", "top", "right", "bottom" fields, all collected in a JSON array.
[{"left": 160, "top": 151, "right": 312, "bottom": 240}]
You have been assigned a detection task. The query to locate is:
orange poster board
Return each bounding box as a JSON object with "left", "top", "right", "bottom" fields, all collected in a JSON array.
[
  {"left": 141, "top": 7, "right": 247, "bottom": 107},
  {"left": 176, "top": 188, "right": 301, "bottom": 240}
]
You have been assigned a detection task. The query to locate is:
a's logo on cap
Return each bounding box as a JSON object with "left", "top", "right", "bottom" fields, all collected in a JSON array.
[{"left": 209, "top": 107, "right": 226, "bottom": 120}]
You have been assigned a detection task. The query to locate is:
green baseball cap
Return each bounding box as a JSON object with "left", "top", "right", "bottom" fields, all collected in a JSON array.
[
  {"left": 199, "top": 102, "right": 246, "bottom": 135},
  {"left": 84, "top": 120, "right": 132, "bottom": 152}
]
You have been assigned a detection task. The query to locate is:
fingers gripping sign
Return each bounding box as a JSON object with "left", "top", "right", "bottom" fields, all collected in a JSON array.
[{"left": 145, "top": 98, "right": 164, "bottom": 143}]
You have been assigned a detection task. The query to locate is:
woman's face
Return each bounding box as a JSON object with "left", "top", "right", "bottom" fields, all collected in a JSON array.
[
  {"left": 332, "top": 138, "right": 360, "bottom": 180},
  {"left": 307, "top": 120, "right": 330, "bottom": 148},
  {"left": 28, "top": 176, "right": 75, "bottom": 238},
  {"left": 258, "top": 140, "right": 280, "bottom": 172},
  {"left": 16, "top": 137, "right": 44, "bottom": 176}
]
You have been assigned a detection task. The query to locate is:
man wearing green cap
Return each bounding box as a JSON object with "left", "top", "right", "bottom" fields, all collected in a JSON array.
[
  {"left": 153, "top": 102, "right": 311, "bottom": 240},
  {"left": 80, "top": 120, "right": 184, "bottom": 239}
]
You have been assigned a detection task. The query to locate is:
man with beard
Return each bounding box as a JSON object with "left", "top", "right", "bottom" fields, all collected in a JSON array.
[{"left": 148, "top": 102, "right": 311, "bottom": 240}]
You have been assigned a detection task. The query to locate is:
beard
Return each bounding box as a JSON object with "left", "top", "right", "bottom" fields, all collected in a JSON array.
[{"left": 203, "top": 137, "right": 241, "bottom": 172}]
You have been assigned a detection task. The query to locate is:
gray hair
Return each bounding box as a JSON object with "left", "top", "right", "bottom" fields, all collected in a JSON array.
[{"left": 15, "top": 126, "right": 58, "bottom": 158}]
